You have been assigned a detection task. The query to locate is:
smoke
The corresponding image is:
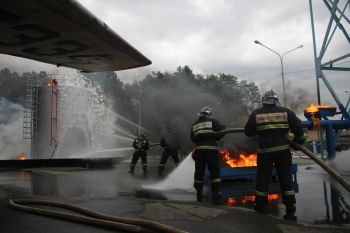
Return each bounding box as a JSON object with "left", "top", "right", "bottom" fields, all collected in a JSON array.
[
  {"left": 139, "top": 76, "right": 251, "bottom": 152},
  {"left": 0, "top": 97, "right": 30, "bottom": 159},
  {"left": 285, "top": 81, "right": 314, "bottom": 114},
  {"left": 329, "top": 149, "right": 350, "bottom": 173},
  {"left": 271, "top": 81, "right": 314, "bottom": 114}
]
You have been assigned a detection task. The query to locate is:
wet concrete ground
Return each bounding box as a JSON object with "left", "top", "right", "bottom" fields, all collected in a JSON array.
[{"left": 0, "top": 156, "right": 350, "bottom": 233}]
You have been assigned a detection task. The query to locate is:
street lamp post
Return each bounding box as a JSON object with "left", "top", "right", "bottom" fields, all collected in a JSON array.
[
  {"left": 138, "top": 87, "right": 142, "bottom": 137},
  {"left": 254, "top": 40, "right": 303, "bottom": 107},
  {"left": 131, "top": 98, "right": 141, "bottom": 137}
]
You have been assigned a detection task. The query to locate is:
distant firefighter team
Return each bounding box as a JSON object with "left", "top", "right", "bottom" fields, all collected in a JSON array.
[{"left": 129, "top": 90, "right": 304, "bottom": 221}]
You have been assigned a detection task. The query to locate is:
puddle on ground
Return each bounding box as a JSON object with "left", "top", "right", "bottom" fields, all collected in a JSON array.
[
  {"left": 4, "top": 162, "right": 350, "bottom": 226},
  {"left": 148, "top": 164, "right": 350, "bottom": 225}
]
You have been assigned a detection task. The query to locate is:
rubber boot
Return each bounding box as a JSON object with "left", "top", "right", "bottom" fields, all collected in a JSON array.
[
  {"left": 211, "top": 182, "right": 223, "bottom": 205},
  {"left": 283, "top": 204, "right": 297, "bottom": 221},
  {"left": 129, "top": 165, "right": 135, "bottom": 175},
  {"left": 143, "top": 165, "right": 148, "bottom": 177},
  {"left": 254, "top": 204, "right": 266, "bottom": 213},
  {"left": 197, "top": 192, "right": 203, "bottom": 202},
  {"left": 158, "top": 166, "right": 164, "bottom": 176},
  {"left": 212, "top": 191, "right": 223, "bottom": 205},
  {"left": 196, "top": 187, "right": 203, "bottom": 202},
  {"left": 254, "top": 195, "right": 268, "bottom": 213},
  {"left": 194, "top": 183, "right": 203, "bottom": 202}
]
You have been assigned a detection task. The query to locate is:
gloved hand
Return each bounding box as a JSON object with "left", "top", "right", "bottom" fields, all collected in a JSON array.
[{"left": 191, "top": 149, "right": 196, "bottom": 161}]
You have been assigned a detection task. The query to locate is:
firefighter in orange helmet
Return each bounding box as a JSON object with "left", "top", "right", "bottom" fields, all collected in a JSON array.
[{"left": 244, "top": 90, "right": 304, "bottom": 221}]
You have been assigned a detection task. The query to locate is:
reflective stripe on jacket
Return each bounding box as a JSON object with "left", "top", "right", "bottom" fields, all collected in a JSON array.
[
  {"left": 191, "top": 117, "right": 225, "bottom": 148},
  {"left": 244, "top": 105, "right": 304, "bottom": 153}
]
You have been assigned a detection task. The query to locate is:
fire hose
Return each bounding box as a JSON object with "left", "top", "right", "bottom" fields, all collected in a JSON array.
[
  {"left": 219, "top": 128, "right": 350, "bottom": 193},
  {"left": 149, "top": 143, "right": 161, "bottom": 147},
  {"left": 8, "top": 199, "right": 188, "bottom": 233}
]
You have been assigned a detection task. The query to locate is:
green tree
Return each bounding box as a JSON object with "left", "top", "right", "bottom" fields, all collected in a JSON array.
[{"left": 239, "top": 80, "right": 261, "bottom": 113}]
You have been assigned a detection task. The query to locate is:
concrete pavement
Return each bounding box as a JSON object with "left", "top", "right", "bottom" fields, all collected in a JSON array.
[{"left": 0, "top": 158, "right": 349, "bottom": 233}]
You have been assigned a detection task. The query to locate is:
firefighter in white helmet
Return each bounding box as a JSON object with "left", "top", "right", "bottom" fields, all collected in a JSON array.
[
  {"left": 129, "top": 133, "right": 150, "bottom": 176},
  {"left": 191, "top": 106, "right": 225, "bottom": 204},
  {"left": 244, "top": 90, "right": 304, "bottom": 221}
]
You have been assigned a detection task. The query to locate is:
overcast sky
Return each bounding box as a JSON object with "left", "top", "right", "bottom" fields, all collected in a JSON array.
[{"left": 0, "top": 0, "right": 349, "bottom": 105}]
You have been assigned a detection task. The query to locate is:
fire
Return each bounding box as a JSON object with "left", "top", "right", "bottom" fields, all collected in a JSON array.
[
  {"left": 227, "top": 198, "right": 237, "bottom": 206},
  {"left": 227, "top": 194, "right": 280, "bottom": 206},
  {"left": 306, "top": 104, "right": 318, "bottom": 113},
  {"left": 17, "top": 153, "right": 26, "bottom": 160},
  {"left": 267, "top": 194, "right": 280, "bottom": 201},
  {"left": 306, "top": 104, "right": 335, "bottom": 113},
  {"left": 220, "top": 148, "right": 257, "bottom": 167}
]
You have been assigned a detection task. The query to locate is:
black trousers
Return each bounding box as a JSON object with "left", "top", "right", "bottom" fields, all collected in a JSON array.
[
  {"left": 255, "top": 149, "right": 295, "bottom": 206},
  {"left": 193, "top": 149, "right": 221, "bottom": 193},
  {"left": 130, "top": 150, "right": 147, "bottom": 169},
  {"left": 159, "top": 147, "right": 179, "bottom": 167}
]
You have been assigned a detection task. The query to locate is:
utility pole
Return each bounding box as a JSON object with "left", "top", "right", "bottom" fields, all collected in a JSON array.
[{"left": 254, "top": 40, "right": 303, "bottom": 107}]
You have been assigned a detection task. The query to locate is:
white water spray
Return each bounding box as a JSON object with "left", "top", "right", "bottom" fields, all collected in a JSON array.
[
  {"left": 67, "top": 147, "right": 134, "bottom": 158},
  {"left": 106, "top": 109, "right": 157, "bottom": 138},
  {"left": 110, "top": 134, "right": 134, "bottom": 142},
  {"left": 36, "top": 68, "right": 136, "bottom": 159},
  {"left": 329, "top": 150, "right": 350, "bottom": 174},
  {"left": 144, "top": 153, "right": 195, "bottom": 191}
]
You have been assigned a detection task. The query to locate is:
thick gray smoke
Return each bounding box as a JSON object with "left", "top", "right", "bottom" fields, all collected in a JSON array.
[
  {"left": 139, "top": 77, "right": 254, "bottom": 153},
  {"left": 271, "top": 81, "right": 313, "bottom": 114},
  {"left": 284, "top": 81, "right": 314, "bottom": 114},
  {"left": 0, "top": 97, "right": 30, "bottom": 159}
]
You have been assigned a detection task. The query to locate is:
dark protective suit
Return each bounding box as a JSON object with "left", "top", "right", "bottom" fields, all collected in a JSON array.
[
  {"left": 129, "top": 136, "right": 150, "bottom": 175},
  {"left": 158, "top": 135, "right": 180, "bottom": 176},
  {"left": 191, "top": 116, "right": 225, "bottom": 203},
  {"left": 244, "top": 104, "right": 304, "bottom": 212}
]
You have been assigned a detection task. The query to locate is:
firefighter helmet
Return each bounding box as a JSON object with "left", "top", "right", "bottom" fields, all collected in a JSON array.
[
  {"left": 262, "top": 90, "right": 279, "bottom": 105},
  {"left": 197, "top": 106, "right": 213, "bottom": 118}
]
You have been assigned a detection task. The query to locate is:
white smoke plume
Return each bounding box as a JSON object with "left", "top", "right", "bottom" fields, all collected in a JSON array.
[{"left": 0, "top": 97, "right": 30, "bottom": 159}]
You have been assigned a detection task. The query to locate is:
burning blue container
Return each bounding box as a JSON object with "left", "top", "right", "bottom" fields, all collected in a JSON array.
[{"left": 220, "top": 164, "right": 298, "bottom": 181}]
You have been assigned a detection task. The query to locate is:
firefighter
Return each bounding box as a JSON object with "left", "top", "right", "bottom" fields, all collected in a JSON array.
[
  {"left": 158, "top": 126, "right": 180, "bottom": 176},
  {"left": 129, "top": 133, "right": 150, "bottom": 176},
  {"left": 244, "top": 90, "right": 305, "bottom": 221},
  {"left": 191, "top": 106, "right": 225, "bottom": 204}
]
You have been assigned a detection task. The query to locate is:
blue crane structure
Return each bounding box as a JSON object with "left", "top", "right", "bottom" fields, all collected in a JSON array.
[{"left": 307, "top": 0, "right": 350, "bottom": 159}]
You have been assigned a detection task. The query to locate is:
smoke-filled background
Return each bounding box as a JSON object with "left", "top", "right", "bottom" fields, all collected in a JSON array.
[
  {"left": 0, "top": 65, "right": 346, "bottom": 159},
  {"left": 0, "top": 97, "right": 30, "bottom": 159},
  {"left": 138, "top": 70, "right": 254, "bottom": 153}
]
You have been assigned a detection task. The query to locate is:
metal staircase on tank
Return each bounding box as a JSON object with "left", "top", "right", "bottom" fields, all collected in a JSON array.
[
  {"left": 23, "top": 77, "right": 40, "bottom": 158},
  {"left": 49, "top": 78, "right": 59, "bottom": 158}
]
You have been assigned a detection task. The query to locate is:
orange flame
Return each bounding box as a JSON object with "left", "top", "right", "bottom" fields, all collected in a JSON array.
[
  {"left": 227, "top": 194, "right": 280, "bottom": 206},
  {"left": 17, "top": 154, "right": 26, "bottom": 160},
  {"left": 220, "top": 148, "right": 257, "bottom": 167},
  {"left": 306, "top": 104, "right": 335, "bottom": 113},
  {"left": 267, "top": 194, "right": 280, "bottom": 201}
]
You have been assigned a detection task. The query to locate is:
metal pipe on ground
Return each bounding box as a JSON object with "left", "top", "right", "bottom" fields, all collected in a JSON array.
[
  {"left": 219, "top": 127, "right": 350, "bottom": 193},
  {"left": 9, "top": 199, "right": 188, "bottom": 233}
]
